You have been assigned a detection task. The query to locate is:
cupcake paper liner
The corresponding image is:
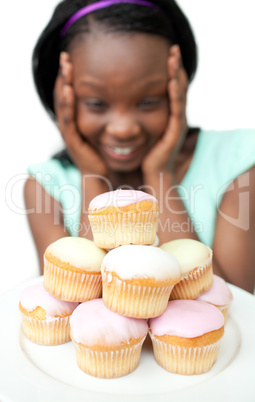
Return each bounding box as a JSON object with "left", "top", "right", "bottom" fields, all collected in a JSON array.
[
  {"left": 150, "top": 333, "right": 222, "bottom": 375},
  {"left": 170, "top": 255, "right": 213, "bottom": 300},
  {"left": 102, "top": 272, "right": 174, "bottom": 318},
  {"left": 21, "top": 314, "right": 71, "bottom": 345},
  {"left": 89, "top": 212, "right": 158, "bottom": 249},
  {"left": 72, "top": 336, "right": 146, "bottom": 378},
  {"left": 44, "top": 258, "right": 102, "bottom": 302}
]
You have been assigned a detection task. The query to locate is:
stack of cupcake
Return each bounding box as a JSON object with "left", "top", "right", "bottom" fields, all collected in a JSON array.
[
  {"left": 19, "top": 189, "right": 233, "bottom": 378},
  {"left": 19, "top": 236, "right": 107, "bottom": 346}
]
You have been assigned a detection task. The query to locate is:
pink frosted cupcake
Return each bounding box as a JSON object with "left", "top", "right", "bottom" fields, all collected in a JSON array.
[
  {"left": 196, "top": 275, "right": 233, "bottom": 323},
  {"left": 149, "top": 300, "right": 224, "bottom": 375},
  {"left": 70, "top": 298, "right": 148, "bottom": 378},
  {"left": 88, "top": 189, "right": 159, "bottom": 249},
  {"left": 160, "top": 239, "right": 213, "bottom": 299},
  {"left": 19, "top": 282, "right": 78, "bottom": 345},
  {"left": 101, "top": 245, "right": 181, "bottom": 318}
]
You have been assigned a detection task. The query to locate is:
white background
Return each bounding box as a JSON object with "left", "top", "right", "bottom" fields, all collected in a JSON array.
[{"left": 1, "top": 0, "right": 255, "bottom": 294}]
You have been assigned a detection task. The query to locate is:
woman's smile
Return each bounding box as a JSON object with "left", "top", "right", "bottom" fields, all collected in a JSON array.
[{"left": 101, "top": 143, "right": 144, "bottom": 161}]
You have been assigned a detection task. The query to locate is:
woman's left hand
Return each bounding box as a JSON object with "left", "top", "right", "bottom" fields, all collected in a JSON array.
[{"left": 142, "top": 45, "right": 189, "bottom": 176}]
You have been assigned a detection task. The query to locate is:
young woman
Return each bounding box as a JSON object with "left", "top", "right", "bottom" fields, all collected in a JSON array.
[{"left": 25, "top": 0, "right": 255, "bottom": 292}]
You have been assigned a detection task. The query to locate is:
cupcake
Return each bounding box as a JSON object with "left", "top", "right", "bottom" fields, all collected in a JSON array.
[
  {"left": 101, "top": 245, "right": 181, "bottom": 318},
  {"left": 88, "top": 189, "right": 159, "bottom": 249},
  {"left": 160, "top": 239, "right": 213, "bottom": 299},
  {"left": 196, "top": 275, "right": 233, "bottom": 323},
  {"left": 149, "top": 300, "right": 224, "bottom": 375},
  {"left": 44, "top": 237, "right": 107, "bottom": 302},
  {"left": 19, "top": 282, "right": 78, "bottom": 345},
  {"left": 70, "top": 298, "right": 148, "bottom": 378}
]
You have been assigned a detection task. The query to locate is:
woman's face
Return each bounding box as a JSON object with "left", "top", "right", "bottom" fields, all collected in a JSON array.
[{"left": 70, "top": 31, "right": 170, "bottom": 172}]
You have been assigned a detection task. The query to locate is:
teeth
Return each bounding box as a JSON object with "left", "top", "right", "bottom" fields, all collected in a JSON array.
[{"left": 112, "top": 146, "right": 136, "bottom": 155}]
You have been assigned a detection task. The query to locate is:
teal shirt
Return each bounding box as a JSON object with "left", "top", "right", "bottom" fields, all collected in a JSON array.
[{"left": 28, "top": 129, "right": 255, "bottom": 246}]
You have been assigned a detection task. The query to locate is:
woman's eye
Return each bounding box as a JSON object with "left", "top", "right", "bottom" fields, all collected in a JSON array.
[
  {"left": 84, "top": 99, "right": 108, "bottom": 111},
  {"left": 138, "top": 98, "right": 161, "bottom": 110}
]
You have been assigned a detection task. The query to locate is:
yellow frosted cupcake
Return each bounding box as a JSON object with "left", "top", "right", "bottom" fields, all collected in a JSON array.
[
  {"left": 44, "top": 237, "right": 107, "bottom": 302},
  {"left": 101, "top": 245, "right": 181, "bottom": 318},
  {"left": 70, "top": 298, "right": 148, "bottom": 378},
  {"left": 19, "top": 282, "right": 78, "bottom": 345},
  {"left": 149, "top": 300, "right": 224, "bottom": 375},
  {"left": 160, "top": 239, "right": 213, "bottom": 299},
  {"left": 196, "top": 274, "right": 233, "bottom": 324},
  {"left": 88, "top": 189, "right": 159, "bottom": 249}
]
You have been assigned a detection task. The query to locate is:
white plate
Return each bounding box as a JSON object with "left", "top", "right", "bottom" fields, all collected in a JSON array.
[{"left": 0, "top": 277, "right": 254, "bottom": 402}]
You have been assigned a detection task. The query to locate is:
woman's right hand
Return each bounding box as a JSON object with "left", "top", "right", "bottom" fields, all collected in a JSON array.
[{"left": 53, "top": 52, "right": 108, "bottom": 177}]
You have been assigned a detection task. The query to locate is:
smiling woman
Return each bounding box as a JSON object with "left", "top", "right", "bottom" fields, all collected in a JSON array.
[
  {"left": 23, "top": 0, "right": 255, "bottom": 293},
  {"left": 2, "top": 0, "right": 255, "bottom": 295},
  {"left": 26, "top": 0, "right": 198, "bottom": 271}
]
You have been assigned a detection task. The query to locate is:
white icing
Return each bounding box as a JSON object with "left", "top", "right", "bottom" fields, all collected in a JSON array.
[
  {"left": 160, "top": 239, "right": 211, "bottom": 274},
  {"left": 101, "top": 245, "right": 180, "bottom": 281},
  {"left": 45, "top": 237, "right": 107, "bottom": 271}
]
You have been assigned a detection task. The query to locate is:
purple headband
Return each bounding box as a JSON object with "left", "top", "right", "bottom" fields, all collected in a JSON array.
[{"left": 61, "top": 0, "right": 161, "bottom": 37}]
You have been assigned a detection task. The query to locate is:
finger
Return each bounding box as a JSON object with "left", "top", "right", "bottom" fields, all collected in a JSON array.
[
  {"left": 53, "top": 69, "right": 63, "bottom": 113},
  {"left": 58, "top": 83, "right": 96, "bottom": 163},
  {"left": 168, "top": 45, "right": 188, "bottom": 97},
  {"left": 53, "top": 52, "right": 72, "bottom": 114},
  {"left": 148, "top": 78, "right": 184, "bottom": 155},
  {"left": 164, "top": 80, "right": 184, "bottom": 150},
  {"left": 59, "top": 51, "right": 69, "bottom": 67},
  {"left": 58, "top": 83, "right": 80, "bottom": 148},
  {"left": 59, "top": 52, "right": 73, "bottom": 85},
  {"left": 168, "top": 78, "right": 184, "bottom": 119},
  {"left": 168, "top": 45, "right": 181, "bottom": 79},
  {"left": 53, "top": 53, "right": 108, "bottom": 174},
  {"left": 160, "top": 50, "right": 188, "bottom": 150},
  {"left": 54, "top": 52, "right": 78, "bottom": 145}
]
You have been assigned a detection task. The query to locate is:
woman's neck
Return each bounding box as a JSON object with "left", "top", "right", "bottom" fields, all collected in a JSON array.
[
  {"left": 174, "top": 129, "right": 199, "bottom": 184},
  {"left": 108, "top": 168, "right": 144, "bottom": 191}
]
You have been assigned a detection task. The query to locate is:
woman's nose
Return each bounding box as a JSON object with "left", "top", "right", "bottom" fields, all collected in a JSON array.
[{"left": 105, "top": 112, "right": 140, "bottom": 139}]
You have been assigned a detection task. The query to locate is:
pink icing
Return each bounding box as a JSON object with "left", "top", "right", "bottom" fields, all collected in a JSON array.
[
  {"left": 70, "top": 298, "right": 148, "bottom": 346},
  {"left": 19, "top": 283, "right": 78, "bottom": 320},
  {"left": 196, "top": 275, "right": 233, "bottom": 306},
  {"left": 89, "top": 189, "right": 158, "bottom": 211},
  {"left": 149, "top": 300, "right": 224, "bottom": 338}
]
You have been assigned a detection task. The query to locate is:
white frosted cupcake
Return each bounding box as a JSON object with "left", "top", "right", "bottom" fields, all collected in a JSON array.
[
  {"left": 70, "top": 299, "right": 148, "bottom": 378},
  {"left": 101, "top": 245, "right": 181, "bottom": 318},
  {"left": 88, "top": 189, "right": 159, "bottom": 249},
  {"left": 149, "top": 300, "right": 224, "bottom": 375},
  {"left": 44, "top": 237, "right": 107, "bottom": 302},
  {"left": 19, "top": 282, "right": 78, "bottom": 345},
  {"left": 196, "top": 275, "right": 233, "bottom": 323},
  {"left": 160, "top": 239, "right": 213, "bottom": 299}
]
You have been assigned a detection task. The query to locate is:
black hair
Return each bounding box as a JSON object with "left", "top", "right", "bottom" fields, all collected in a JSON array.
[{"left": 33, "top": 0, "right": 198, "bottom": 121}]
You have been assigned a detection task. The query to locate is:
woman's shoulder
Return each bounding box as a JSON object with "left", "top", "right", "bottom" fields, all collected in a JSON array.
[
  {"left": 198, "top": 128, "right": 255, "bottom": 150},
  {"left": 27, "top": 150, "right": 80, "bottom": 190},
  {"left": 184, "top": 128, "right": 255, "bottom": 185},
  {"left": 197, "top": 128, "right": 255, "bottom": 181}
]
